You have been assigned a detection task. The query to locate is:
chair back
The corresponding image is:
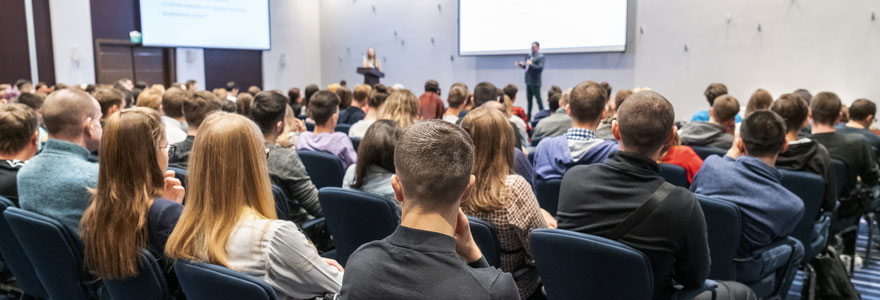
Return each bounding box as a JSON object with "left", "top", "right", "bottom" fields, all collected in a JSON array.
[
  {"left": 104, "top": 249, "right": 172, "bottom": 300},
  {"left": 467, "top": 216, "right": 502, "bottom": 268},
  {"left": 831, "top": 159, "right": 856, "bottom": 198},
  {"left": 350, "top": 137, "right": 361, "bottom": 152},
  {"left": 318, "top": 187, "right": 399, "bottom": 266},
  {"left": 167, "top": 166, "right": 187, "bottom": 190},
  {"left": 3, "top": 207, "right": 99, "bottom": 300},
  {"left": 271, "top": 184, "right": 291, "bottom": 221},
  {"left": 778, "top": 169, "right": 826, "bottom": 259},
  {"left": 0, "top": 197, "right": 48, "bottom": 298},
  {"left": 305, "top": 122, "right": 315, "bottom": 132},
  {"left": 335, "top": 124, "right": 352, "bottom": 134},
  {"left": 528, "top": 151, "right": 535, "bottom": 165},
  {"left": 298, "top": 150, "right": 345, "bottom": 189},
  {"left": 530, "top": 229, "right": 653, "bottom": 300},
  {"left": 174, "top": 260, "right": 277, "bottom": 300},
  {"left": 535, "top": 179, "right": 562, "bottom": 216},
  {"left": 690, "top": 146, "right": 726, "bottom": 160},
  {"left": 695, "top": 194, "right": 742, "bottom": 280},
  {"left": 659, "top": 163, "right": 690, "bottom": 188}
]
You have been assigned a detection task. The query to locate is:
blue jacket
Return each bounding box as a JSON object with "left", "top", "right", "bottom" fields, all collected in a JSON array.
[{"left": 533, "top": 135, "right": 618, "bottom": 181}]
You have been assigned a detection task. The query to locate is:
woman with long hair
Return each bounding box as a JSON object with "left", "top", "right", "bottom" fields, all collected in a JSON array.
[
  {"left": 80, "top": 107, "right": 185, "bottom": 283},
  {"left": 378, "top": 89, "right": 420, "bottom": 129},
  {"left": 165, "top": 112, "right": 343, "bottom": 299},
  {"left": 459, "top": 106, "right": 555, "bottom": 300},
  {"left": 342, "top": 120, "right": 403, "bottom": 215},
  {"left": 362, "top": 48, "right": 382, "bottom": 72}
]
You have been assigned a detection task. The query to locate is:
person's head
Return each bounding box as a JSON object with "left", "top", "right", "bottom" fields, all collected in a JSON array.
[
  {"left": 447, "top": 86, "right": 467, "bottom": 109},
  {"left": 236, "top": 93, "right": 254, "bottom": 116},
  {"left": 613, "top": 91, "right": 675, "bottom": 159},
  {"left": 392, "top": 120, "right": 474, "bottom": 213},
  {"left": 547, "top": 93, "right": 561, "bottom": 111},
  {"left": 459, "top": 106, "right": 515, "bottom": 213},
  {"left": 424, "top": 80, "right": 440, "bottom": 95},
  {"left": 379, "top": 89, "right": 420, "bottom": 128},
  {"left": 352, "top": 84, "right": 371, "bottom": 105},
  {"left": 848, "top": 98, "right": 876, "bottom": 125},
  {"left": 249, "top": 91, "right": 288, "bottom": 137},
  {"left": 613, "top": 89, "right": 633, "bottom": 113},
  {"left": 94, "top": 88, "right": 125, "bottom": 121},
  {"left": 738, "top": 110, "right": 788, "bottom": 159},
  {"left": 0, "top": 104, "right": 39, "bottom": 160},
  {"left": 709, "top": 95, "right": 740, "bottom": 127},
  {"left": 336, "top": 87, "right": 353, "bottom": 109},
  {"left": 81, "top": 107, "right": 168, "bottom": 279},
  {"left": 793, "top": 89, "right": 812, "bottom": 106},
  {"left": 160, "top": 87, "right": 187, "bottom": 119},
  {"left": 165, "top": 112, "right": 276, "bottom": 266},
  {"left": 224, "top": 81, "right": 237, "bottom": 93},
  {"left": 746, "top": 89, "right": 773, "bottom": 116},
  {"left": 309, "top": 90, "right": 341, "bottom": 126},
  {"left": 303, "top": 84, "right": 320, "bottom": 113},
  {"left": 42, "top": 89, "right": 103, "bottom": 150},
  {"left": 770, "top": 93, "right": 809, "bottom": 134},
  {"left": 353, "top": 120, "right": 403, "bottom": 189},
  {"left": 183, "top": 91, "right": 221, "bottom": 128},
  {"left": 367, "top": 48, "right": 376, "bottom": 59},
  {"left": 810, "top": 92, "right": 842, "bottom": 126},
  {"left": 15, "top": 79, "right": 33, "bottom": 93},
  {"left": 840, "top": 105, "right": 850, "bottom": 124},
  {"left": 548, "top": 85, "right": 562, "bottom": 100},
  {"left": 599, "top": 82, "right": 613, "bottom": 101},
  {"left": 531, "top": 41, "right": 540, "bottom": 53},
  {"left": 568, "top": 81, "right": 609, "bottom": 125},
  {"left": 185, "top": 80, "right": 197, "bottom": 91},
  {"left": 367, "top": 84, "right": 391, "bottom": 109},
  {"left": 16, "top": 93, "right": 43, "bottom": 112},
  {"left": 288, "top": 87, "right": 301, "bottom": 105},
  {"left": 247, "top": 85, "right": 262, "bottom": 96},
  {"left": 212, "top": 88, "right": 228, "bottom": 101},
  {"left": 502, "top": 84, "right": 517, "bottom": 101},
  {"left": 451, "top": 82, "right": 469, "bottom": 95},
  {"left": 704, "top": 83, "right": 728, "bottom": 106},
  {"left": 473, "top": 82, "right": 498, "bottom": 108},
  {"left": 136, "top": 90, "right": 163, "bottom": 111}
]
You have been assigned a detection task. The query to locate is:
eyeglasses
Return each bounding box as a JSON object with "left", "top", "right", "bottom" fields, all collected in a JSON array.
[{"left": 159, "top": 144, "right": 176, "bottom": 156}]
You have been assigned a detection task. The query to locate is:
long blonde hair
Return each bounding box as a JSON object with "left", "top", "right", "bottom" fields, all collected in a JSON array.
[
  {"left": 165, "top": 112, "right": 277, "bottom": 267},
  {"left": 379, "top": 89, "right": 420, "bottom": 128},
  {"left": 459, "top": 107, "right": 515, "bottom": 213},
  {"left": 81, "top": 107, "right": 165, "bottom": 279}
]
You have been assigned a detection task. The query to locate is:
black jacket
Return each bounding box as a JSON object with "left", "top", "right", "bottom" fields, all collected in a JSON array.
[{"left": 776, "top": 139, "right": 837, "bottom": 212}]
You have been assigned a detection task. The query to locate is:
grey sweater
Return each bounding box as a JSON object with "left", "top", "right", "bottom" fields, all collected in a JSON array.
[{"left": 266, "top": 144, "right": 322, "bottom": 225}]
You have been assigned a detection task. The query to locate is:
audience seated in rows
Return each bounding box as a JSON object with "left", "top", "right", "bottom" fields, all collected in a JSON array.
[
  {"left": 14, "top": 92, "right": 48, "bottom": 149},
  {"left": 249, "top": 91, "right": 322, "bottom": 225},
  {"left": 658, "top": 130, "right": 704, "bottom": 184},
  {"left": 168, "top": 90, "right": 221, "bottom": 168},
  {"left": 18, "top": 89, "right": 102, "bottom": 232},
  {"left": 0, "top": 104, "right": 40, "bottom": 205},
  {"left": 771, "top": 94, "right": 837, "bottom": 212},
  {"left": 837, "top": 98, "right": 880, "bottom": 160},
  {"left": 531, "top": 85, "right": 562, "bottom": 125},
  {"left": 343, "top": 119, "right": 403, "bottom": 215},
  {"left": 692, "top": 110, "right": 805, "bottom": 254},
  {"left": 459, "top": 82, "right": 527, "bottom": 149},
  {"left": 531, "top": 90, "right": 572, "bottom": 141},
  {"left": 691, "top": 82, "right": 743, "bottom": 123},
  {"left": 160, "top": 87, "right": 189, "bottom": 144},
  {"left": 349, "top": 84, "right": 391, "bottom": 138},
  {"left": 165, "top": 112, "right": 343, "bottom": 299},
  {"left": 80, "top": 107, "right": 185, "bottom": 295},
  {"left": 297, "top": 90, "right": 358, "bottom": 170},
  {"left": 340, "top": 120, "right": 520, "bottom": 300},
  {"left": 502, "top": 84, "right": 531, "bottom": 131},
  {"left": 680, "top": 94, "right": 740, "bottom": 150},
  {"left": 596, "top": 89, "right": 632, "bottom": 140},
  {"left": 442, "top": 84, "right": 468, "bottom": 123},
  {"left": 289, "top": 87, "right": 304, "bottom": 117},
  {"left": 419, "top": 80, "right": 445, "bottom": 120},
  {"left": 533, "top": 81, "right": 618, "bottom": 181}
]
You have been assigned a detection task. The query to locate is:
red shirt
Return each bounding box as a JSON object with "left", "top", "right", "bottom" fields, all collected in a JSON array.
[
  {"left": 660, "top": 145, "right": 704, "bottom": 184},
  {"left": 419, "top": 92, "right": 445, "bottom": 120}
]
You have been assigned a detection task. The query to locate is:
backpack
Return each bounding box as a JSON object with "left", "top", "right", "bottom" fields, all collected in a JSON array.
[{"left": 801, "top": 246, "right": 861, "bottom": 300}]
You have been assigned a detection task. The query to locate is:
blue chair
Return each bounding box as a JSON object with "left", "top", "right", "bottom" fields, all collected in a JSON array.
[
  {"left": 271, "top": 184, "right": 291, "bottom": 221},
  {"left": 335, "top": 124, "right": 352, "bottom": 134},
  {"left": 697, "top": 195, "right": 804, "bottom": 299},
  {"left": 527, "top": 151, "right": 535, "bottom": 165},
  {"left": 350, "top": 137, "right": 361, "bottom": 152},
  {"left": 0, "top": 197, "right": 49, "bottom": 299},
  {"left": 535, "top": 179, "right": 562, "bottom": 216},
  {"left": 779, "top": 170, "right": 830, "bottom": 261},
  {"left": 174, "top": 260, "right": 277, "bottom": 300},
  {"left": 318, "top": 188, "right": 399, "bottom": 266},
  {"left": 690, "top": 146, "right": 726, "bottom": 160},
  {"left": 305, "top": 122, "right": 315, "bottom": 132},
  {"left": 298, "top": 150, "right": 345, "bottom": 189},
  {"left": 467, "top": 216, "right": 502, "bottom": 268},
  {"left": 104, "top": 249, "right": 172, "bottom": 300},
  {"left": 530, "top": 229, "right": 717, "bottom": 300},
  {"left": 4, "top": 207, "right": 102, "bottom": 300},
  {"left": 659, "top": 163, "right": 690, "bottom": 188}
]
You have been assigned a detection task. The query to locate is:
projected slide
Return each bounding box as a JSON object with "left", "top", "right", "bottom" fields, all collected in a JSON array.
[
  {"left": 140, "top": 0, "right": 270, "bottom": 50},
  {"left": 459, "top": 0, "right": 627, "bottom": 55}
]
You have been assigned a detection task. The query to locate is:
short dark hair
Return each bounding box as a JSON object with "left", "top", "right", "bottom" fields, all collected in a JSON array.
[
  {"left": 336, "top": 87, "right": 353, "bottom": 109},
  {"left": 225, "top": 81, "right": 237, "bottom": 92},
  {"left": 353, "top": 120, "right": 403, "bottom": 188},
  {"left": 183, "top": 91, "right": 221, "bottom": 127},
  {"left": 617, "top": 91, "right": 675, "bottom": 155},
  {"left": 448, "top": 86, "right": 467, "bottom": 108},
  {"left": 548, "top": 85, "right": 562, "bottom": 99},
  {"left": 614, "top": 89, "right": 633, "bottom": 110},
  {"left": 793, "top": 89, "right": 812, "bottom": 106},
  {"left": 16, "top": 93, "right": 43, "bottom": 111},
  {"left": 712, "top": 95, "right": 740, "bottom": 123},
  {"left": 424, "top": 80, "right": 440, "bottom": 94},
  {"left": 704, "top": 83, "right": 728, "bottom": 106},
  {"left": 599, "top": 82, "right": 612, "bottom": 100},
  {"left": 368, "top": 84, "right": 391, "bottom": 108},
  {"left": 236, "top": 93, "right": 254, "bottom": 116},
  {"left": 810, "top": 92, "right": 842, "bottom": 126},
  {"left": 502, "top": 84, "right": 518, "bottom": 100},
  {"left": 740, "top": 110, "right": 787, "bottom": 157},
  {"left": 161, "top": 87, "right": 187, "bottom": 118},
  {"left": 249, "top": 91, "right": 288, "bottom": 134},
  {"left": 0, "top": 104, "right": 38, "bottom": 155},
  {"left": 746, "top": 89, "right": 773, "bottom": 116},
  {"left": 288, "top": 88, "right": 300, "bottom": 104},
  {"left": 473, "top": 82, "right": 498, "bottom": 107},
  {"left": 394, "top": 120, "right": 474, "bottom": 207},
  {"left": 848, "top": 99, "right": 876, "bottom": 122},
  {"left": 353, "top": 85, "right": 370, "bottom": 102},
  {"left": 94, "top": 88, "right": 125, "bottom": 117},
  {"left": 532, "top": 41, "right": 540, "bottom": 48},
  {"left": 309, "top": 91, "right": 340, "bottom": 125},
  {"left": 548, "top": 93, "right": 561, "bottom": 111},
  {"left": 568, "top": 81, "right": 608, "bottom": 123},
  {"left": 770, "top": 94, "right": 809, "bottom": 133}
]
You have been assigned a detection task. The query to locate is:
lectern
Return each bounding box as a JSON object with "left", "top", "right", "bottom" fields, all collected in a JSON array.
[{"left": 357, "top": 67, "right": 385, "bottom": 86}]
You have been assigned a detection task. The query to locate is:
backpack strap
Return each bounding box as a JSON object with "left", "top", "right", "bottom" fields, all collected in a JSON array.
[{"left": 607, "top": 182, "right": 675, "bottom": 240}]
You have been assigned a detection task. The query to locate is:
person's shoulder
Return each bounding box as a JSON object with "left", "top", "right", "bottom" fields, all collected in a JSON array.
[
  {"left": 467, "top": 265, "right": 520, "bottom": 299},
  {"left": 506, "top": 174, "right": 531, "bottom": 190}
]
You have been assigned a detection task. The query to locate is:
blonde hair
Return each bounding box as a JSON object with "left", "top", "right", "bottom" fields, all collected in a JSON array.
[
  {"left": 136, "top": 90, "right": 163, "bottom": 111},
  {"left": 459, "top": 107, "right": 515, "bottom": 213},
  {"left": 379, "top": 89, "right": 420, "bottom": 128},
  {"left": 165, "top": 112, "right": 277, "bottom": 267}
]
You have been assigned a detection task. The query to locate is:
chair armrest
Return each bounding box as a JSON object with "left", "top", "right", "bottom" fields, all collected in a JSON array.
[
  {"left": 301, "top": 217, "right": 324, "bottom": 231},
  {"left": 671, "top": 279, "right": 717, "bottom": 300},
  {"left": 734, "top": 238, "right": 800, "bottom": 282}
]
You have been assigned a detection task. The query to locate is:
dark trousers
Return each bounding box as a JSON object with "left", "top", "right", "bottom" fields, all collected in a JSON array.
[{"left": 526, "top": 84, "right": 544, "bottom": 121}]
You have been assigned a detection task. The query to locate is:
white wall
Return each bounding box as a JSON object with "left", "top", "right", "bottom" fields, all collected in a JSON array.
[
  {"left": 262, "top": 0, "right": 323, "bottom": 91},
  {"left": 175, "top": 48, "right": 205, "bottom": 90},
  {"left": 49, "top": 0, "right": 95, "bottom": 85}
]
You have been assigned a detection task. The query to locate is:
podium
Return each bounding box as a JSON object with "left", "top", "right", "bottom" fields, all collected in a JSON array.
[{"left": 357, "top": 67, "right": 384, "bottom": 86}]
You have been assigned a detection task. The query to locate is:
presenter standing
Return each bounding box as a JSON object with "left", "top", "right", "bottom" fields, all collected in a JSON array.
[
  {"left": 361, "top": 48, "right": 383, "bottom": 86},
  {"left": 515, "top": 41, "right": 545, "bottom": 121},
  {"left": 362, "top": 48, "right": 382, "bottom": 72}
]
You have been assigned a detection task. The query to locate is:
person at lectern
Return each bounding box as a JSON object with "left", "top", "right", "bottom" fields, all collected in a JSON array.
[
  {"left": 362, "top": 48, "right": 382, "bottom": 72},
  {"left": 515, "top": 41, "right": 545, "bottom": 121}
]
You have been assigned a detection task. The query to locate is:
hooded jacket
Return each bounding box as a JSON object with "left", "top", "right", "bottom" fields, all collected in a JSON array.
[
  {"left": 679, "top": 122, "right": 734, "bottom": 150},
  {"left": 776, "top": 138, "right": 837, "bottom": 212}
]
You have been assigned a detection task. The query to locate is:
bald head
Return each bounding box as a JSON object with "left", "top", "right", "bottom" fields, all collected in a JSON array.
[{"left": 43, "top": 89, "right": 101, "bottom": 140}]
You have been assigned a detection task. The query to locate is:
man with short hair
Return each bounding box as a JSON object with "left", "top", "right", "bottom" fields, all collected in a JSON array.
[
  {"left": 161, "top": 87, "right": 189, "bottom": 144},
  {"left": 533, "top": 81, "right": 618, "bottom": 181},
  {"left": 15, "top": 93, "right": 48, "bottom": 149},
  {"left": 339, "top": 120, "right": 520, "bottom": 300},
  {"left": 169, "top": 90, "right": 221, "bottom": 168},
  {"left": 93, "top": 88, "right": 125, "bottom": 124},
  {"left": 248, "top": 91, "right": 322, "bottom": 225},
  {"left": 516, "top": 41, "right": 545, "bottom": 121},
  {"left": 185, "top": 80, "right": 197, "bottom": 91},
  {"left": 296, "top": 91, "right": 357, "bottom": 170},
  {"left": 532, "top": 92, "right": 572, "bottom": 141},
  {"left": 18, "top": 89, "right": 102, "bottom": 232},
  {"left": 837, "top": 98, "right": 880, "bottom": 159},
  {"left": 596, "top": 89, "right": 633, "bottom": 139},
  {"left": 443, "top": 85, "right": 467, "bottom": 123},
  {"left": 419, "top": 80, "right": 445, "bottom": 120},
  {"left": 691, "top": 83, "right": 742, "bottom": 123},
  {"left": 680, "top": 95, "right": 740, "bottom": 149},
  {"left": 0, "top": 104, "right": 40, "bottom": 205},
  {"left": 531, "top": 85, "right": 562, "bottom": 126}
]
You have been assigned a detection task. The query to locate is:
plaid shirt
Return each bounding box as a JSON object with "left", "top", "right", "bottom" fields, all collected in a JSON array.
[{"left": 566, "top": 127, "right": 597, "bottom": 142}]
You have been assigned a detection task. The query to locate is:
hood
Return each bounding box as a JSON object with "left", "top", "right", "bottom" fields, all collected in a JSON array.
[
  {"left": 679, "top": 122, "right": 726, "bottom": 146},
  {"left": 777, "top": 139, "right": 820, "bottom": 170}
]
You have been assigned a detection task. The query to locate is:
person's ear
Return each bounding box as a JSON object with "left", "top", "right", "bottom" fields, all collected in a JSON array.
[
  {"left": 835, "top": 111, "right": 842, "bottom": 124},
  {"left": 736, "top": 137, "right": 746, "bottom": 154},
  {"left": 28, "top": 129, "right": 39, "bottom": 150},
  {"left": 391, "top": 175, "right": 405, "bottom": 204},
  {"left": 275, "top": 120, "right": 284, "bottom": 135},
  {"left": 459, "top": 175, "right": 476, "bottom": 206},
  {"left": 709, "top": 108, "right": 715, "bottom": 118},
  {"left": 611, "top": 120, "right": 621, "bottom": 141},
  {"left": 780, "top": 139, "right": 790, "bottom": 154},
  {"left": 158, "top": 104, "right": 164, "bottom": 113},
  {"left": 600, "top": 106, "right": 607, "bottom": 120},
  {"left": 565, "top": 104, "right": 571, "bottom": 116},
  {"left": 868, "top": 114, "right": 875, "bottom": 125}
]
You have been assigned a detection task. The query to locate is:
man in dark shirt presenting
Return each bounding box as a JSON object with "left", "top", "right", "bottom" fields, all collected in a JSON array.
[
  {"left": 557, "top": 91, "right": 754, "bottom": 300},
  {"left": 0, "top": 104, "right": 40, "bottom": 205},
  {"left": 340, "top": 120, "right": 519, "bottom": 300},
  {"left": 516, "top": 41, "right": 545, "bottom": 121}
]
